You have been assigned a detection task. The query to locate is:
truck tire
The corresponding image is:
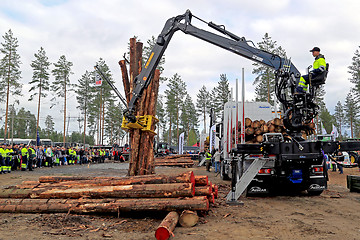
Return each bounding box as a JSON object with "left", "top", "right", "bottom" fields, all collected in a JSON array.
[
  {"left": 220, "top": 161, "right": 230, "bottom": 180},
  {"left": 348, "top": 151, "right": 359, "bottom": 164}
]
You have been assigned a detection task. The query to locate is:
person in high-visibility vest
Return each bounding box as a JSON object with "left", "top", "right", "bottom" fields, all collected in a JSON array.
[
  {"left": 21, "top": 144, "right": 28, "bottom": 171},
  {"left": 296, "top": 47, "right": 327, "bottom": 93},
  {"left": 205, "top": 149, "right": 212, "bottom": 172},
  {"left": 5, "top": 145, "right": 14, "bottom": 173},
  {"left": 0, "top": 144, "right": 6, "bottom": 174},
  {"left": 45, "top": 146, "right": 53, "bottom": 167},
  {"left": 72, "top": 148, "right": 77, "bottom": 164},
  {"left": 28, "top": 145, "right": 35, "bottom": 171}
]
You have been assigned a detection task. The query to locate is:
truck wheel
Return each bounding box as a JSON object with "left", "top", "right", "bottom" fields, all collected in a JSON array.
[
  {"left": 348, "top": 152, "right": 359, "bottom": 164},
  {"left": 220, "top": 161, "right": 230, "bottom": 180}
]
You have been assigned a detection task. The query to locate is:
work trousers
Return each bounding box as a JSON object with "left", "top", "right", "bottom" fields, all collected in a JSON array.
[{"left": 206, "top": 159, "right": 211, "bottom": 171}]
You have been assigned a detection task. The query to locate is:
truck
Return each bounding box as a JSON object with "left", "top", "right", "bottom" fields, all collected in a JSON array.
[{"left": 98, "top": 10, "right": 360, "bottom": 198}]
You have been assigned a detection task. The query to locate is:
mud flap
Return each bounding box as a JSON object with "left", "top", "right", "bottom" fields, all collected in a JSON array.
[
  {"left": 246, "top": 177, "right": 272, "bottom": 196},
  {"left": 307, "top": 177, "right": 327, "bottom": 195}
]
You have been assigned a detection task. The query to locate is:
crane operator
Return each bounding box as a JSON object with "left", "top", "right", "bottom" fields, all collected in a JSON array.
[{"left": 296, "top": 47, "right": 327, "bottom": 93}]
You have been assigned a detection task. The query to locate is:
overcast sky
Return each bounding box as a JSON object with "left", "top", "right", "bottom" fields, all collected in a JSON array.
[{"left": 1, "top": 0, "right": 359, "bottom": 134}]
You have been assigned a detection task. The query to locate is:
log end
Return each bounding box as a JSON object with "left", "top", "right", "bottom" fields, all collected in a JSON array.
[
  {"left": 155, "top": 226, "right": 171, "bottom": 240},
  {"left": 189, "top": 171, "right": 195, "bottom": 187},
  {"left": 179, "top": 210, "right": 199, "bottom": 228}
]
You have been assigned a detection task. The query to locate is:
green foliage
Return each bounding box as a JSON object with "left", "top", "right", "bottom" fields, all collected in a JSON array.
[
  {"left": 180, "top": 94, "right": 198, "bottom": 145},
  {"left": 344, "top": 91, "right": 359, "bottom": 138},
  {"left": 86, "top": 59, "right": 116, "bottom": 143},
  {"left": 44, "top": 115, "right": 54, "bottom": 137},
  {"left": 76, "top": 70, "right": 92, "bottom": 114},
  {"left": 68, "top": 132, "right": 94, "bottom": 145},
  {"left": 104, "top": 101, "right": 125, "bottom": 145},
  {"left": 210, "top": 74, "right": 230, "bottom": 120},
  {"left": 348, "top": 46, "right": 360, "bottom": 99},
  {"left": 51, "top": 55, "right": 73, "bottom": 99},
  {"left": 156, "top": 95, "right": 167, "bottom": 142},
  {"left": 196, "top": 85, "right": 210, "bottom": 130},
  {"left": 252, "top": 33, "right": 286, "bottom": 105},
  {"left": 29, "top": 47, "right": 50, "bottom": 101},
  {"left": 319, "top": 106, "right": 333, "bottom": 134},
  {"left": 188, "top": 129, "right": 199, "bottom": 147},
  {"left": 333, "top": 101, "right": 344, "bottom": 138},
  {"left": 165, "top": 73, "right": 187, "bottom": 144},
  {"left": 11, "top": 107, "right": 37, "bottom": 139},
  {"left": 0, "top": 29, "right": 22, "bottom": 99},
  {"left": 143, "top": 36, "right": 166, "bottom": 82}
]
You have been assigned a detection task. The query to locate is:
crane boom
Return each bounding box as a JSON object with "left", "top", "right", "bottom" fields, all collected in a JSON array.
[{"left": 123, "top": 10, "right": 326, "bottom": 137}]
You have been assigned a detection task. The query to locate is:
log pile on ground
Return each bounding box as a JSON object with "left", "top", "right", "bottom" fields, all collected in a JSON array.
[
  {"left": 235, "top": 117, "right": 316, "bottom": 144},
  {"left": 0, "top": 171, "right": 218, "bottom": 216},
  {"left": 155, "top": 155, "right": 195, "bottom": 168}
]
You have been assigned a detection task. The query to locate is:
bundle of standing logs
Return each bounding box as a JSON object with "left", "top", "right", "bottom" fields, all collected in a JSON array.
[
  {"left": 119, "top": 37, "right": 160, "bottom": 176},
  {"left": 155, "top": 155, "right": 195, "bottom": 168},
  {"left": 0, "top": 171, "right": 218, "bottom": 215},
  {"left": 236, "top": 117, "right": 316, "bottom": 144}
]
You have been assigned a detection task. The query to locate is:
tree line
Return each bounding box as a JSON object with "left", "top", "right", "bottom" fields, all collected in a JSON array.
[{"left": 2, "top": 28, "right": 358, "bottom": 146}]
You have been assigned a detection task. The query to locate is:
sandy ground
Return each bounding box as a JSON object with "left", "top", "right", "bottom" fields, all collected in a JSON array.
[{"left": 0, "top": 162, "right": 359, "bottom": 240}]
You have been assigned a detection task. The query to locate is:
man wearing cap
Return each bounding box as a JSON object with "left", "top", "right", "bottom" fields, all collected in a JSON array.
[{"left": 296, "top": 47, "right": 326, "bottom": 93}]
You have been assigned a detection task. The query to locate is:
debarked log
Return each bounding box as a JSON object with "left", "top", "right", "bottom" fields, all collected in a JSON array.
[
  {"left": 37, "top": 171, "right": 195, "bottom": 186},
  {"left": 194, "top": 175, "right": 208, "bottom": 186},
  {"left": 0, "top": 196, "right": 210, "bottom": 213},
  {"left": 37, "top": 183, "right": 195, "bottom": 199}
]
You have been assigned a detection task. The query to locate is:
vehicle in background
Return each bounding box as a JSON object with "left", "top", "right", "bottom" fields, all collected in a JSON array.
[{"left": 155, "top": 142, "right": 170, "bottom": 157}]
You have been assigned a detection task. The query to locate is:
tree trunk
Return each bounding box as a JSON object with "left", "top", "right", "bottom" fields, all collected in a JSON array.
[
  {"left": 119, "top": 60, "right": 130, "bottom": 102},
  {"left": 155, "top": 211, "right": 179, "bottom": 240},
  {"left": 36, "top": 79, "right": 42, "bottom": 134},
  {"left": 203, "top": 107, "right": 206, "bottom": 132},
  {"left": 83, "top": 102, "right": 87, "bottom": 146},
  {"left": 4, "top": 49, "right": 11, "bottom": 142},
  {"left": 63, "top": 76, "right": 67, "bottom": 145},
  {"left": 102, "top": 100, "right": 105, "bottom": 145}
]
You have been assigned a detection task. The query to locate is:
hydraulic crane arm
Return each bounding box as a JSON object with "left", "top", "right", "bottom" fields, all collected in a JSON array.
[
  {"left": 126, "top": 10, "right": 300, "bottom": 119},
  {"left": 124, "top": 10, "right": 322, "bottom": 136}
]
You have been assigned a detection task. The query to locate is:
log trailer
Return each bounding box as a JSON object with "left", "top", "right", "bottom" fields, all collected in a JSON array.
[{"left": 102, "top": 10, "right": 360, "bottom": 199}]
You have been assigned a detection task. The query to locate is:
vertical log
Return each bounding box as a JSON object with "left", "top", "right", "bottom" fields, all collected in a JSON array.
[
  {"left": 146, "top": 69, "right": 160, "bottom": 174},
  {"left": 128, "top": 38, "right": 138, "bottom": 176},
  {"left": 129, "top": 38, "right": 137, "bottom": 96},
  {"left": 118, "top": 60, "right": 130, "bottom": 103}
]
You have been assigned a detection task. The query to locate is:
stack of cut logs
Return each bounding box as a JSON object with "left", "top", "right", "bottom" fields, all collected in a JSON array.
[
  {"left": 155, "top": 154, "right": 195, "bottom": 168},
  {"left": 238, "top": 117, "right": 316, "bottom": 144},
  {"left": 0, "top": 171, "right": 217, "bottom": 216},
  {"left": 119, "top": 38, "right": 160, "bottom": 176}
]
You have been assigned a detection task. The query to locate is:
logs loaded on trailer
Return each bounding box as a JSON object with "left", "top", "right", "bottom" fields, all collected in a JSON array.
[{"left": 236, "top": 117, "right": 316, "bottom": 144}]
